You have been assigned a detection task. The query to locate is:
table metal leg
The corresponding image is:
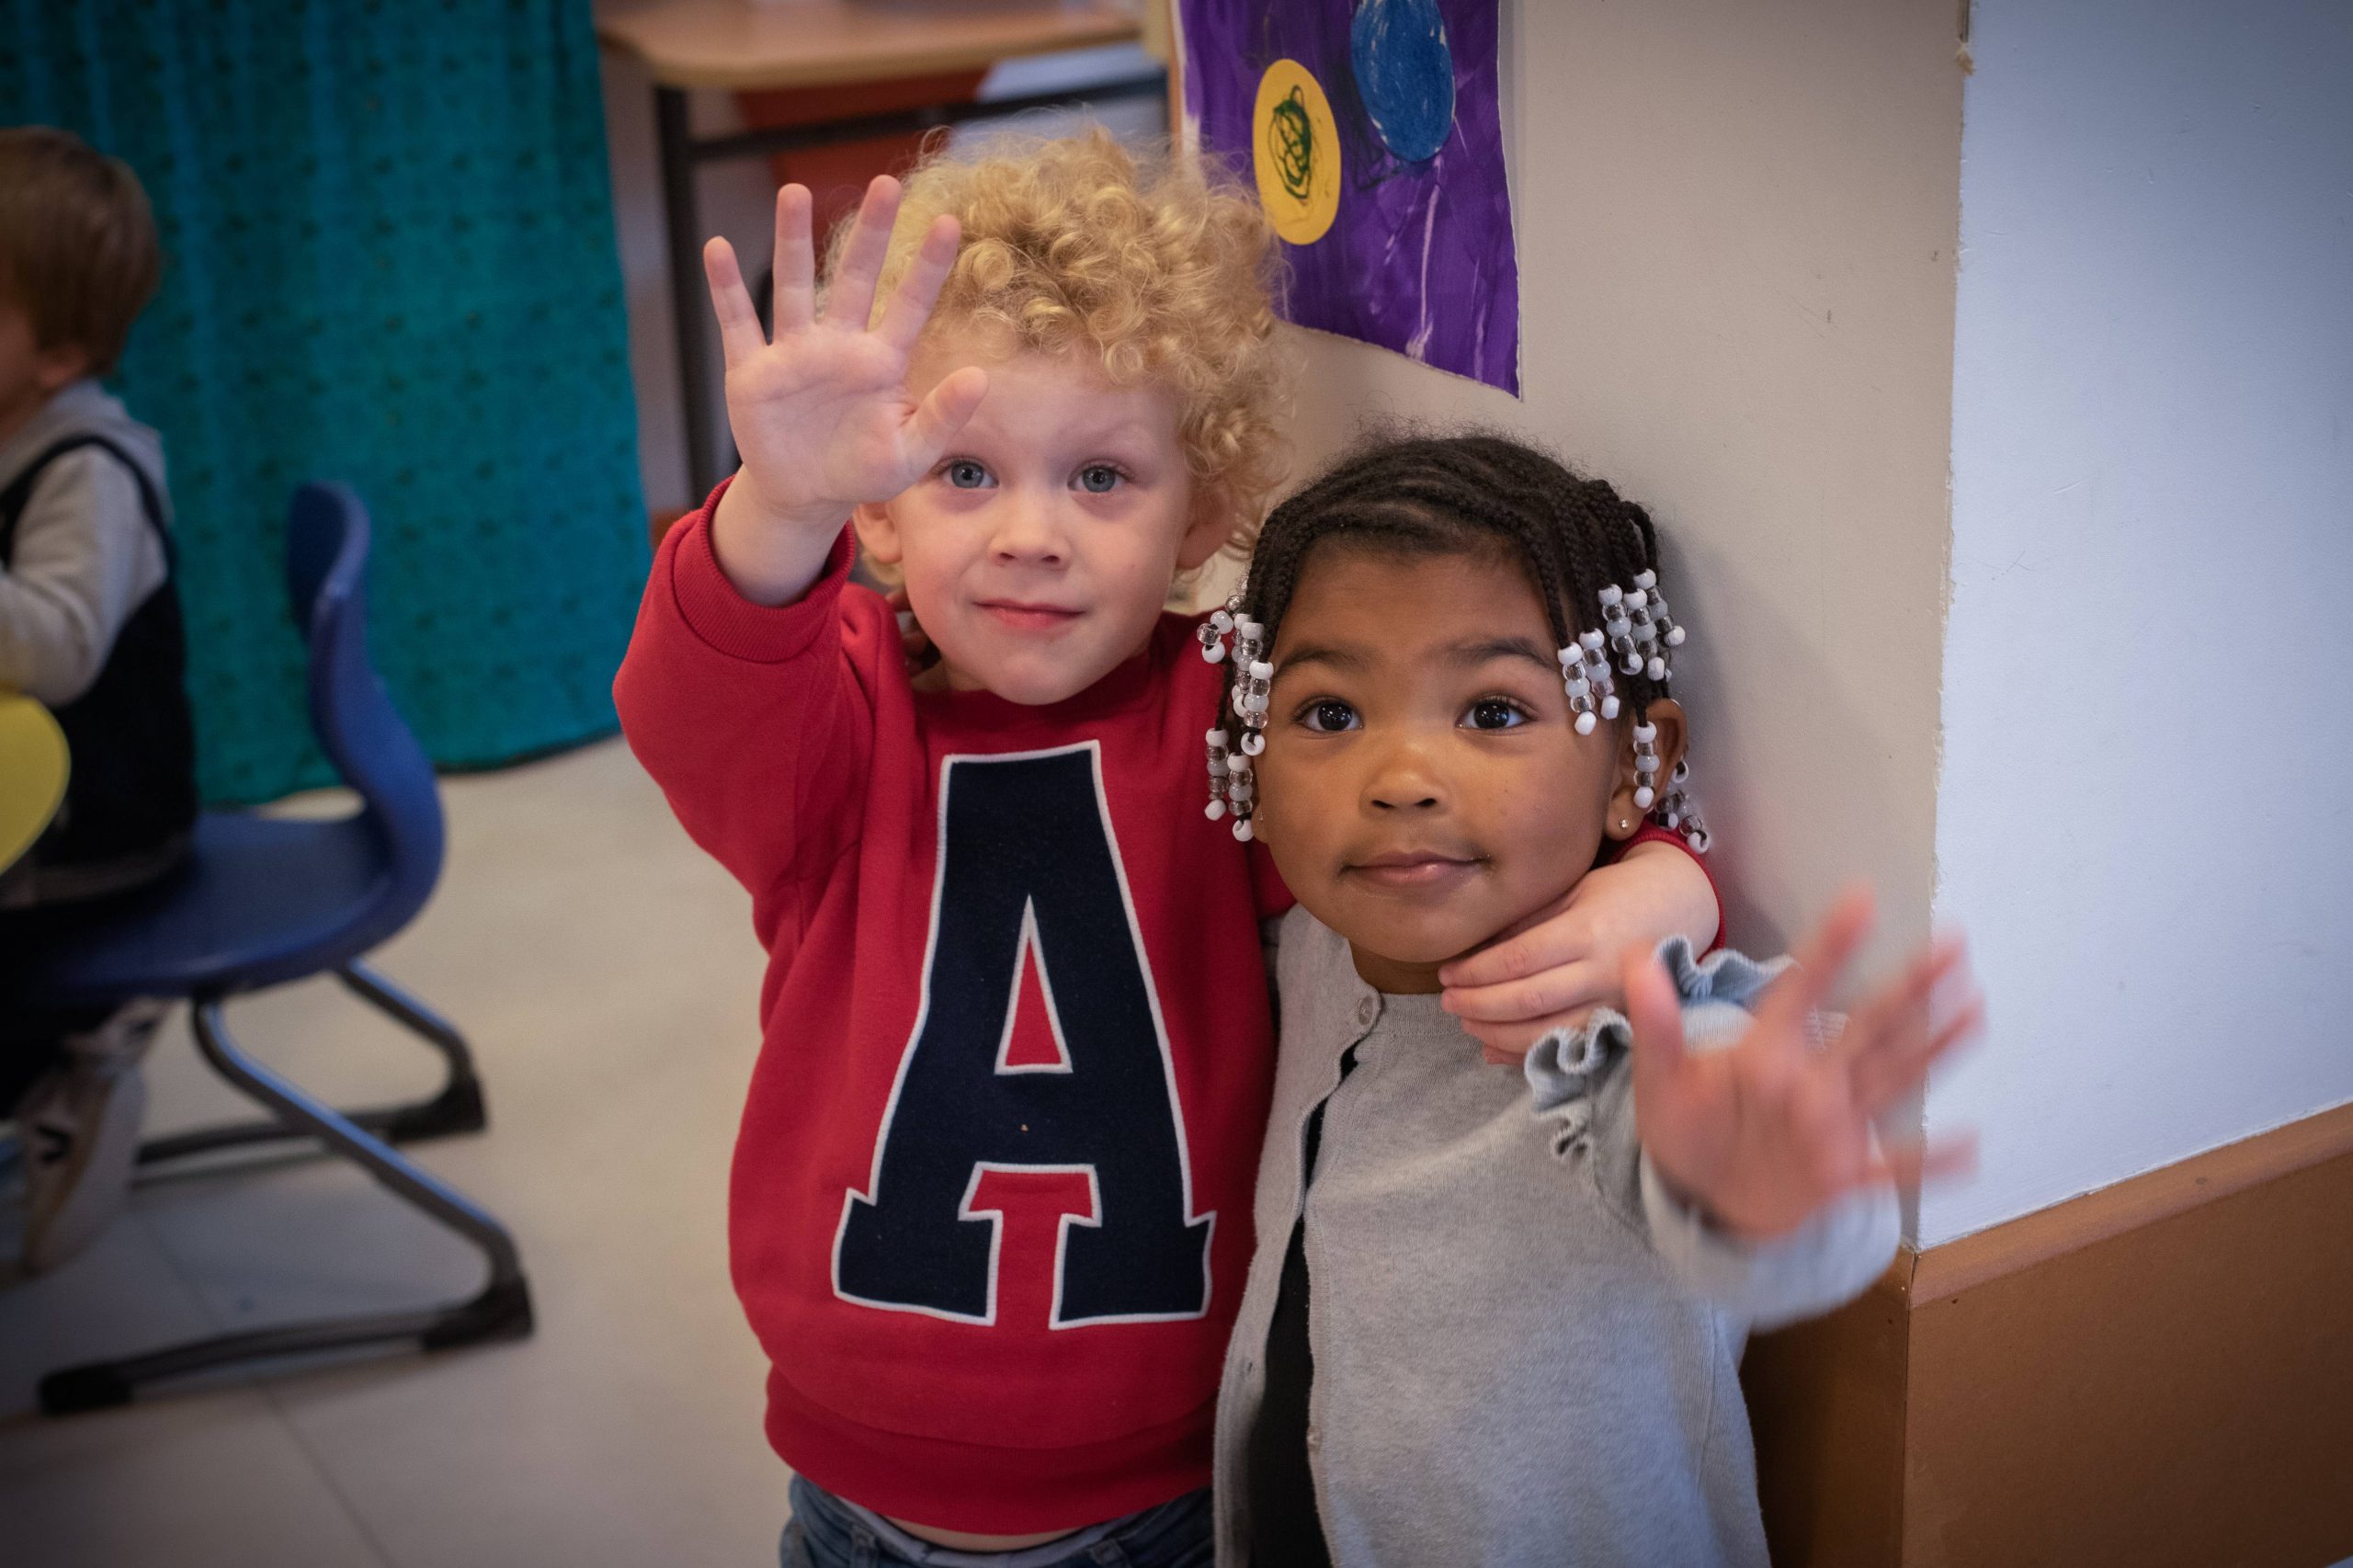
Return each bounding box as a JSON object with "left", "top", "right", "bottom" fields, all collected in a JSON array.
[{"left": 656, "top": 85, "right": 722, "bottom": 505}]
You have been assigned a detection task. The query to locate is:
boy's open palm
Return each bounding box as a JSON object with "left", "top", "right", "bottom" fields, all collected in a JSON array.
[
  {"left": 703, "top": 177, "right": 987, "bottom": 528},
  {"left": 1625, "top": 889, "right": 1983, "bottom": 1243}
]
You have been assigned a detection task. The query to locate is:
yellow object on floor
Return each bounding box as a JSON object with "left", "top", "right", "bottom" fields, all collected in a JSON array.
[{"left": 0, "top": 692, "right": 70, "bottom": 873}]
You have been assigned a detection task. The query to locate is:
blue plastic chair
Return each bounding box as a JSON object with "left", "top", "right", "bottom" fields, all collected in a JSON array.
[{"left": 20, "top": 483, "right": 532, "bottom": 1415}]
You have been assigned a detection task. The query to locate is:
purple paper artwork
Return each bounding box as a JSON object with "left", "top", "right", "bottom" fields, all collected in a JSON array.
[{"left": 1178, "top": 0, "right": 1519, "bottom": 393}]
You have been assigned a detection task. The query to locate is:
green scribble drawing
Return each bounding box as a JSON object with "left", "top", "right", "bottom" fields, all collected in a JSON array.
[{"left": 1267, "top": 85, "right": 1315, "bottom": 202}]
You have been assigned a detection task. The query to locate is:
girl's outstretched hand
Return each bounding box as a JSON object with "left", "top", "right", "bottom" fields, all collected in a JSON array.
[
  {"left": 702, "top": 177, "right": 986, "bottom": 603},
  {"left": 1626, "top": 888, "right": 1983, "bottom": 1243}
]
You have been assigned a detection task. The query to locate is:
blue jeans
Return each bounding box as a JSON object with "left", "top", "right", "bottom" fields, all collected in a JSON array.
[{"left": 781, "top": 1476, "right": 1212, "bottom": 1568}]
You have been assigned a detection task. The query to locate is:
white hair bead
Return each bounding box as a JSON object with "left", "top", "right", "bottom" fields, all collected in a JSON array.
[
  {"left": 1205, "top": 799, "right": 1227, "bottom": 821},
  {"left": 1233, "top": 817, "right": 1255, "bottom": 842},
  {"left": 1647, "top": 656, "right": 1666, "bottom": 680},
  {"left": 1601, "top": 695, "right": 1620, "bottom": 720},
  {"left": 1665, "top": 626, "right": 1686, "bottom": 647},
  {"left": 1240, "top": 731, "right": 1265, "bottom": 756},
  {"left": 1574, "top": 711, "right": 1597, "bottom": 736},
  {"left": 1200, "top": 597, "right": 1245, "bottom": 665},
  {"left": 1634, "top": 786, "right": 1655, "bottom": 810},
  {"left": 1598, "top": 585, "right": 1623, "bottom": 607},
  {"left": 1634, "top": 722, "right": 1657, "bottom": 744}
]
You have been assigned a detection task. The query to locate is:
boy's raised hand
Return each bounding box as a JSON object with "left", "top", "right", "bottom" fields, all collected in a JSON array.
[
  {"left": 1626, "top": 889, "right": 1983, "bottom": 1243},
  {"left": 702, "top": 177, "right": 986, "bottom": 603}
]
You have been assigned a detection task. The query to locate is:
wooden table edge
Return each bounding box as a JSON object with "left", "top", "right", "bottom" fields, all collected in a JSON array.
[{"left": 595, "top": 11, "right": 1145, "bottom": 94}]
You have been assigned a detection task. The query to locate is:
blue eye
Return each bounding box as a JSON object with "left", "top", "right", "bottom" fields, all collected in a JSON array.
[
  {"left": 1300, "top": 699, "right": 1359, "bottom": 733},
  {"left": 1465, "top": 699, "right": 1530, "bottom": 732},
  {"left": 1077, "top": 464, "right": 1123, "bottom": 494},
  {"left": 944, "top": 460, "right": 991, "bottom": 490}
]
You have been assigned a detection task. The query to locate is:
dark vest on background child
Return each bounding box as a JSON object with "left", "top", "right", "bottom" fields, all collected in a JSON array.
[{"left": 0, "top": 433, "right": 198, "bottom": 904}]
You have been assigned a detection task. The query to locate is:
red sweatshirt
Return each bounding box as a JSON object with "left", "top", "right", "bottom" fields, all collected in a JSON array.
[{"left": 615, "top": 502, "right": 1286, "bottom": 1532}]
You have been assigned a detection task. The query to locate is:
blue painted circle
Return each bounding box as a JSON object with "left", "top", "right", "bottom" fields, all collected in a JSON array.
[{"left": 1349, "top": 0, "right": 1455, "bottom": 165}]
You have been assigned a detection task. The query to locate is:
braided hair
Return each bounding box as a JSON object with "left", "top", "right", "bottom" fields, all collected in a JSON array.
[
  {"left": 1204, "top": 428, "right": 1703, "bottom": 843},
  {"left": 1204, "top": 431, "right": 1703, "bottom": 845}
]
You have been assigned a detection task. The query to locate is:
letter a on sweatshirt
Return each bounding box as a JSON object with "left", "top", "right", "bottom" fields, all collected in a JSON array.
[{"left": 835, "top": 744, "right": 1213, "bottom": 1326}]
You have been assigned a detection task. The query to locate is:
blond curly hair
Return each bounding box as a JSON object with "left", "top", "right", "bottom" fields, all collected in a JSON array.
[{"left": 842, "top": 128, "right": 1290, "bottom": 556}]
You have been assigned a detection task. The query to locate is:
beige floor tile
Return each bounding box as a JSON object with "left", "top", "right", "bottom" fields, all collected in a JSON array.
[
  {"left": 0, "top": 1391, "right": 390, "bottom": 1568},
  {"left": 0, "top": 1198, "right": 219, "bottom": 1417}
]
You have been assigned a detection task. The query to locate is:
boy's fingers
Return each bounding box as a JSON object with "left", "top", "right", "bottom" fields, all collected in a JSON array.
[
  {"left": 823, "top": 176, "right": 901, "bottom": 329},
  {"left": 1460, "top": 1005, "right": 1600, "bottom": 1060},
  {"left": 1754, "top": 886, "right": 1874, "bottom": 1045},
  {"left": 703, "top": 236, "right": 767, "bottom": 369},
  {"left": 877, "top": 215, "right": 962, "bottom": 356},
  {"left": 771, "top": 184, "right": 817, "bottom": 333},
  {"left": 1438, "top": 893, "right": 1574, "bottom": 987},
  {"left": 1440, "top": 960, "right": 1608, "bottom": 1026},
  {"left": 906, "top": 365, "right": 989, "bottom": 462}
]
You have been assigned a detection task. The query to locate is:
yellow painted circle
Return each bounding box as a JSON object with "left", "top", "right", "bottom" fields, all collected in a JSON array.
[
  {"left": 1252, "top": 59, "right": 1342, "bottom": 245},
  {"left": 0, "top": 693, "right": 69, "bottom": 873}
]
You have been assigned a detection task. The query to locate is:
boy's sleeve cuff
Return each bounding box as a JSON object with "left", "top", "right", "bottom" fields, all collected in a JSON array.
[
  {"left": 667, "top": 481, "right": 856, "bottom": 665},
  {"left": 1621, "top": 824, "right": 1726, "bottom": 953}
]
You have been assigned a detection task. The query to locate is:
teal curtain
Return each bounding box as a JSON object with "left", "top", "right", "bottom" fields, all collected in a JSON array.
[{"left": 3, "top": 0, "right": 648, "bottom": 802}]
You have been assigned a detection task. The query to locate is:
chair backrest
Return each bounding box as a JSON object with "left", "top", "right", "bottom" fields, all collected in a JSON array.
[{"left": 284, "top": 483, "right": 445, "bottom": 926}]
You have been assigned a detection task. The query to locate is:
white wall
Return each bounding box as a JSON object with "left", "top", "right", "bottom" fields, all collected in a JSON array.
[
  {"left": 1261, "top": 0, "right": 1965, "bottom": 983},
  {"left": 1925, "top": 0, "right": 2353, "bottom": 1244}
]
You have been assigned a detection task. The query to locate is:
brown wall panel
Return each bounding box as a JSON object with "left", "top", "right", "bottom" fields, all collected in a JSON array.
[
  {"left": 1902, "top": 1116, "right": 2353, "bottom": 1568},
  {"left": 1740, "top": 1101, "right": 2353, "bottom": 1568},
  {"left": 1744, "top": 1257, "right": 1913, "bottom": 1566}
]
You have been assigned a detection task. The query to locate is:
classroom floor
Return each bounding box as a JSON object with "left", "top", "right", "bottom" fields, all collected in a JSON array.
[{"left": 0, "top": 738, "right": 790, "bottom": 1568}]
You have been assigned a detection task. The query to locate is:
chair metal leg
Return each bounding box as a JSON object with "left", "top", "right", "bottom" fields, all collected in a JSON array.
[
  {"left": 332, "top": 960, "right": 489, "bottom": 1141},
  {"left": 137, "top": 960, "right": 486, "bottom": 1166},
  {"left": 40, "top": 996, "right": 531, "bottom": 1415}
]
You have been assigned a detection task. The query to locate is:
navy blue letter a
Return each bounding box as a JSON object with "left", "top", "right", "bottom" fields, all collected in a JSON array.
[{"left": 835, "top": 744, "right": 1211, "bottom": 1326}]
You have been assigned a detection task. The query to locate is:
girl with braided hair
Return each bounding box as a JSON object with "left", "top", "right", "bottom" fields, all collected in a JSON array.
[{"left": 1205, "top": 432, "right": 1982, "bottom": 1566}]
